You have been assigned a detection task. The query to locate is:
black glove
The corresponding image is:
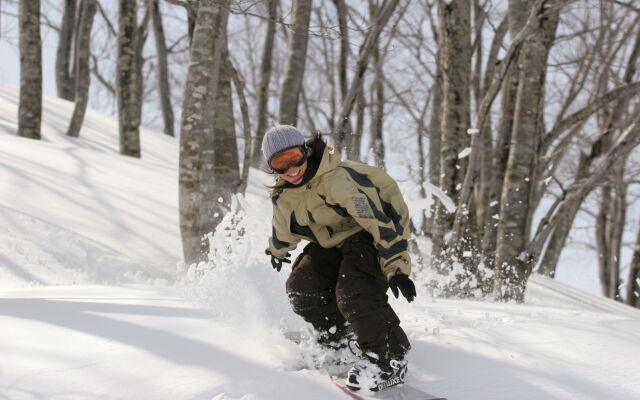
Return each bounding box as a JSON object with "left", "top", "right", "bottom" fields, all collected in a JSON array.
[
  {"left": 266, "top": 250, "right": 291, "bottom": 272},
  {"left": 388, "top": 272, "right": 417, "bottom": 303}
]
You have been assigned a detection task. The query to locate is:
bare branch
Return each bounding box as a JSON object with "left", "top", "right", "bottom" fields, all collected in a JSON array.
[
  {"left": 543, "top": 81, "right": 640, "bottom": 153},
  {"left": 90, "top": 53, "right": 116, "bottom": 95},
  {"left": 528, "top": 116, "right": 640, "bottom": 263},
  {"left": 606, "top": 0, "right": 640, "bottom": 13},
  {"left": 96, "top": 1, "right": 117, "bottom": 37}
]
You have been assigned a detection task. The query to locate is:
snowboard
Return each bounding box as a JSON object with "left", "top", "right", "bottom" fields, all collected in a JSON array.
[
  {"left": 284, "top": 331, "right": 447, "bottom": 400},
  {"left": 333, "top": 378, "right": 447, "bottom": 400}
]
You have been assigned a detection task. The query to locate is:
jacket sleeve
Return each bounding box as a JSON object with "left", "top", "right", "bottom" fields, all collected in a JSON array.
[
  {"left": 328, "top": 167, "right": 411, "bottom": 277},
  {"left": 267, "top": 198, "right": 301, "bottom": 258}
]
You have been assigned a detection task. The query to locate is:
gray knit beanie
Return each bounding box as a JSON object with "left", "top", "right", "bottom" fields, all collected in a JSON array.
[{"left": 261, "top": 125, "right": 306, "bottom": 161}]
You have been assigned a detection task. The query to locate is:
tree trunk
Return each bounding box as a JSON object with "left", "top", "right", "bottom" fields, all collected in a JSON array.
[
  {"left": 278, "top": 0, "right": 312, "bottom": 126},
  {"left": 426, "top": 49, "right": 443, "bottom": 237},
  {"left": 626, "top": 222, "right": 640, "bottom": 308},
  {"left": 316, "top": 7, "right": 336, "bottom": 134},
  {"left": 428, "top": 61, "right": 442, "bottom": 189},
  {"left": 353, "top": 82, "right": 366, "bottom": 162},
  {"left": 610, "top": 172, "right": 625, "bottom": 302},
  {"left": 150, "top": 0, "right": 175, "bottom": 136},
  {"left": 596, "top": 166, "right": 626, "bottom": 301},
  {"left": 481, "top": 8, "right": 523, "bottom": 275},
  {"left": 431, "top": 0, "right": 471, "bottom": 276},
  {"left": 135, "top": 9, "right": 151, "bottom": 135},
  {"left": 333, "top": 0, "right": 349, "bottom": 103},
  {"left": 494, "top": 0, "right": 559, "bottom": 302},
  {"left": 596, "top": 186, "right": 613, "bottom": 298},
  {"left": 334, "top": 0, "right": 399, "bottom": 149},
  {"left": 251, "top": 0, "right": 278, "bottom": 167},
  {"left": 371, "top": 41, "right": 385, "bottom": 168},
  {"left": 66, "top": 0, "right": 97, "bottom": 138},
  {"left": 537, "top": 153, "right": 589, "bottom": 277},
  {"left": 117, "top": 0, "right": 141, "bottom": 157},
  {"left": 211, "top": 45, "right": 241, "bottom": 229},
  {"left": 55, "top": 0, "right": 76, "bottom": 101},
  {"left": 18, "top": 0, "right": 42, "bottom": 140},
  {"left": 537, "top": 189, "right": 581, "bottom": 278},
  {"left": 229, "top": 60, "right": 251, "bottom": 195},
  {"left": 179, "top": 0, "right": 231, "bottom": 265},
  {"left": 417, "top": 105, "right": 430, "bottom": 234},
  {"left": 475, "top": 16, "right": 507, "bottom": 246}
]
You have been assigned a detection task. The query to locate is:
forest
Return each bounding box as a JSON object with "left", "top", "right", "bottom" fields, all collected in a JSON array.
[{"left": 5, "top": 0, "right": 640, "bottom": 306}]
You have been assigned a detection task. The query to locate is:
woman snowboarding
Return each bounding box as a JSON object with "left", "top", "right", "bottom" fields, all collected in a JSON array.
[{"left": 262, "top": 125, "right": 417, "bottom": 392}]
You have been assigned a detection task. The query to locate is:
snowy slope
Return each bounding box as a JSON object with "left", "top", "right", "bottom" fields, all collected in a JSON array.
[
  {"left": 0, "top": 84, "right": 180, "bottom": 284},
  {"left": 1, "top": 84, "right": 640, "bottom": 400}
]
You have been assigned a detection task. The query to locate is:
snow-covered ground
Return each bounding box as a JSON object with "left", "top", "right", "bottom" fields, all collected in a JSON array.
[{"left": 1, "top": 83, "right": 639, "bottom": 400}]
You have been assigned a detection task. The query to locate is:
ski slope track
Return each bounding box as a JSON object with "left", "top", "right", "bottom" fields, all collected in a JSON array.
[{"left": 1, "top": 84, "right": 639, "bottom": 399}]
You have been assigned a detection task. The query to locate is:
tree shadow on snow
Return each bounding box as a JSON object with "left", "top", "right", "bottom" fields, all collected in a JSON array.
[
  {"left": 410, "top": 340, "right": 632, "bottom": 400},
  {"left": 0, "top": 295, "right": 334, "bottom": 399}
]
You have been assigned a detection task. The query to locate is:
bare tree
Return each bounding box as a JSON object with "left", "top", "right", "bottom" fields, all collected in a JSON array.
[
  {"left": 229, "top": 60, "right": 252, "bottom": 195},
  {"left": 334, "top": 0, "right": 399, "bottom": 151},
  {"left": 596, "top": 172, "right": 625, "bottom": 300},
  {"left": 251, "top": 0, "right": 278, "bottom": 167},
  {"left": 537, "top": 11, "right": 640, "bottom": 279},
  {"left": 333, "top": 0, "right": 350, "bottom": 105},
  {"left": 55, "top": 0, "right": 76, "bottom": 101},
  {"left": 526, "top": 117, "right": 640, "bottom": 275},
  {"left": 279, "top": 0, "right": 313, "bottom": 126},
  {"left": 17, "top": 0, "right": 42, "bottom": 140},
  {"left": 492, "top": 0, "right": 560, "bottom": 302},
  {"left": 179, "top": 0, "right": 231, "bottom": 265},
  {"left": 211, "top": 42, "right": 241, "bottom": 223},
  {"left": 117, "top": 0, "right": 141, "bottom": 157},
  {"left": 66, "top": 0, "right": 98, "bottom": 138},
  {"left": 627, "top": 221, "right": 640, "bottom": 307},
  {"left": 430, "top": 0, "right": 472, "bottom": 284},
  {"left": 150, "top": 0, "right": 175, "bottom": 136},
  {"left": 370, "top": 35, "right": 385, "bottom": 168}
]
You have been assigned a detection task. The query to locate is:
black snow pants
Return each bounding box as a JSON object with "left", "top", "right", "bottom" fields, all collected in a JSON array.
[{"left": 285, "top": 230, "right": 410, "bottom": 361}]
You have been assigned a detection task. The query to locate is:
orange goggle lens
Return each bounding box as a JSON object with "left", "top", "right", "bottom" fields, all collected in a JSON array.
[{"left": 269, "top": 147, "right": 306, "bottom": 172}]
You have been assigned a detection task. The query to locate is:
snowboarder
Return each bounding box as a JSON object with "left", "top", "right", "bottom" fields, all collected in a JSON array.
[{"left": 262, "top": 125, "right": 417, "bottom": 392}]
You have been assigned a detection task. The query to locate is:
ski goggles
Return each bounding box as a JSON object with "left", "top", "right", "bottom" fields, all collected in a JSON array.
[{"left": 269, "top": 146, "right": 307, "bottom": 174}]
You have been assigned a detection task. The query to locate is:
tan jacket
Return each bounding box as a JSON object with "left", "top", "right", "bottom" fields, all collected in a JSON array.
[{"left": 267, "top": 145, "right": 411, "bottom": 276}]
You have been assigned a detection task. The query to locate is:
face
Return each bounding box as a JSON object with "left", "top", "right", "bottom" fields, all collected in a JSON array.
[{"left": 278, "top": 160, "right": 308, "bottom": 185}]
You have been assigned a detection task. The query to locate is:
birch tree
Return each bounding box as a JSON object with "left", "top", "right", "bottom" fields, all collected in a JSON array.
[
  {"left": 210, "top": 44, "right": 241, "bottom": 226},
  {"left": 431, "top": 0, "right": 471, "bottom": 286},
  {"left": 279, "top": 0, "right": 312, "bottom": 126},
  {"left": 150, "top": 0, "right": 175, "bottom": 136},
  {"left": 251, "top": 0, "right": 278, "bottom": 167},
  {"left": 17, "top": 0, "right": 42, "bottom": 140},
  {"left": 494, "top": 0, "right": 560, "bottom": 302},
  {"left": 55, "top": 0, "right": 76, "bottom": 101},
  {"left": 627, "top": 223, "right": 640, "bottom": 307},
  {"left": 369, "top": 1, "right": 387, "bottom": 166},
  {"left": 117, "top": 0, "right": 141, "bottom": 157},
  {"left": 66, "top": 0, "right": 98, "bottom": 138},
  {"left": 596, "top": 174, "right": 625, "bottom": 300},
  {"left": 179, "top": 0, "right": 231, "bottom": 265}
]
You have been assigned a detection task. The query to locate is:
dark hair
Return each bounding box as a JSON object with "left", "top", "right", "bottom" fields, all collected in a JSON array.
[{"left": 267, "top": 133, "right": 327, "bottom": 189}]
